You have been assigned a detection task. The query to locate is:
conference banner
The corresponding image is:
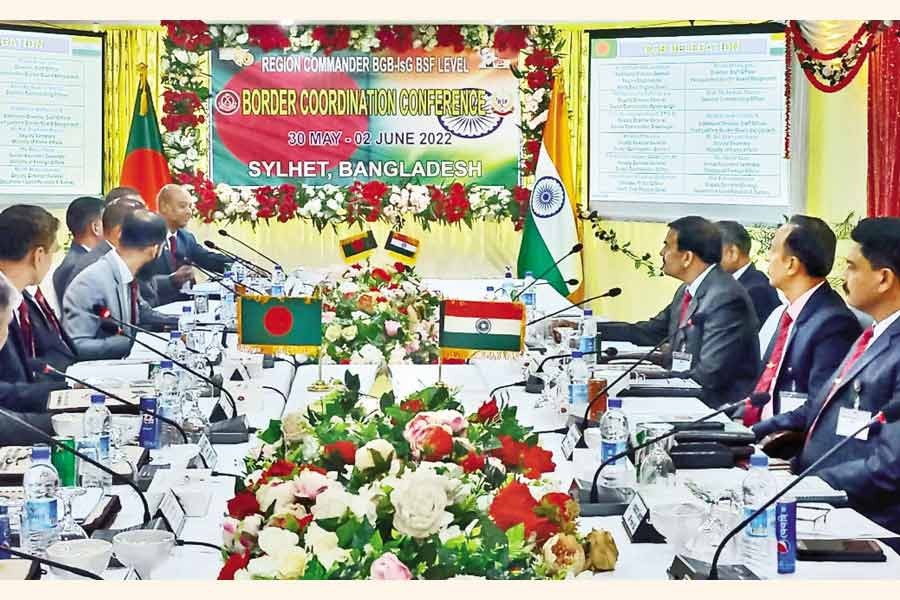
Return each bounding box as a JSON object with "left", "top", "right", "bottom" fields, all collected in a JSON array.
[{"left": 210, "top": 47, "right": 521, "bottom": 187}]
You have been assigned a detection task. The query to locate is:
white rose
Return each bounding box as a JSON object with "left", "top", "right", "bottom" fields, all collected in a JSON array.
[
  {"left": 256, "top": 481, "right": 296, "bottom": 513},
  {"left": 311, "top": 486, "right": 352, "bottom": 520},
  {"left": 276, "top": 546, "right": 309, "bottom": 579},
  {"left": 247, "top": 556, "right": 279, "bottom": 579},
  {"left": 242, "top": 514, "right": 264, "bottom": 536},
  {"left": 355, "top": 439, "right": 395, "bottom": 471},
  {"left": 282, "top": 411, "right": 313, "bottom": 443},
  {"left": 236, "top": 32, "right": 249, "bottom": 44},
  {"left": 341, "top": 325, "right": 358, "bottom": 341},
  {"left": 324, "top": 323, "right": 343, "bottom": 343},
  {"left": 258, "top": 526, "right": 300, "bottom": 558},
  {"left": 390, "top": 469, "right": 454, "bottom": 539},
  {"left": 304, "top": 522, "right": 350, "bottom": 570}
]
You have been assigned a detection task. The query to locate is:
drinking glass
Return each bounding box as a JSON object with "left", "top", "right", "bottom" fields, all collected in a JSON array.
[{"left": 56, "top": 487, "right": 88, "bottom": 542}]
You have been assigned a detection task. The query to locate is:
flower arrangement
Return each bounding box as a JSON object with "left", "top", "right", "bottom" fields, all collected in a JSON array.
[
  {"left": 219, "top": 374, "right": 619, "bottom": 579},
  {"left": 159, "top": 22, "right": 562, "bottom": 230},
  {"left": 317, "top": 261, "right": 441, "bottom": 365}
]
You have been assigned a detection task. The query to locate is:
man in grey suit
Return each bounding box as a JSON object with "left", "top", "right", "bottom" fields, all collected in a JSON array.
[
  {"left": 63, "top": 210, "right": 178, "bottom": 360},
  {"left": 0, "top": 278, "right": 57, "bottom": 445},
  {"left": 598, "top": 216, "right": 761, "bottom": 408},
  {"left": 53, "top": 196, "right": 105, "bottom": 307}
]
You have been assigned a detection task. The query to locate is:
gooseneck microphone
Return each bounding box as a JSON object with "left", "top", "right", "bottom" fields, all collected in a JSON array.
[
  {"left": 587, "top": 392, "right": 771, "bottom": 503},
  {"left": 217, "top": 229, "right": 279, "bottom": 266},
  {"left": 91, "top": 304, "right": 202, "bottom": 356},
  {"left": 202, "top": 240, "right": 270, "bottom": 277},
  {"left": 190, "top": 262, "right": 268, "bottom": 296},
  {"left": 511, "top": 243, "right": 583, "bottom": 301},
  {"left": 93, "top": 312, "right": 238, "bottom": 419},
  {"left": 0, "top": 544, "right": 104, "bottom": 579},
  {"left": 526, "top": 287, "right": 622, "bottom": 326},
  {"left": 28, "top": 360, "right": 190, "bottom": 446},
  {"left": 0, "top": 406, "right": 152, "bottom": 524},
  {"left": 536, "top": 347, "right": 618, "bottom": 373},
  {"left": 706, "top": 399, "right": 900, "bottom": 580}
]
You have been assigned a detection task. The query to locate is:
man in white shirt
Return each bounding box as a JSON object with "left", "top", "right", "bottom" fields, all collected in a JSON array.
[{"left": 598, "top": 216, "right": 760, "bottom": 408}]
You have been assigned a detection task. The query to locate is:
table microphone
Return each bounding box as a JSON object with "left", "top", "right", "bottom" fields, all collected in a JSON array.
[
  {"left": 218, "top": 229, "right": 279, "bottom": 266},
  {"left": 0, "top": 544, "right": 104, "bottom": 579},
  {"left": 202, "top": 241, "right": 270, "bottom": 277},
  {"left": 28, "top": 359, "right": 190, "bottom": 446},
  {"left": 703, "top": 398, "right": 900, "bottom": 580},
  {"left": 92, "top": 305, "right": 203, "bottom": 356},
  {"left": 0, "top": 406, "right": 152, "bottom": 524},
  {"left": 511, "top": 243, "right": 583, "bottom": 301},
  {"left": 96, "top": 318, "right": 238, "bottom": 420},
  {"left": 526, "top": 287, "right": 622, "bottom": 326},
  {"left": 536, "top": 347, "right": 618, "bottom": 373},
  {"left": 536, "top": 279, "right": 579, "bottom": 287},
  {"left": 582, "top": 392, "right": 771, "bottom": 504}
]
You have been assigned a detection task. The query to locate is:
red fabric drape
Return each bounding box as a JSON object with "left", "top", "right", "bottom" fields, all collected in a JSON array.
[{"left": 868, "top": 26, "right": 900, "bottom": 217}]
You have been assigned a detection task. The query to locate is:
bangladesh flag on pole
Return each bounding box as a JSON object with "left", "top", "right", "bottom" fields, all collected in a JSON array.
[
  {"left": 439, "top": 299, "right": 524, "bottom": 361},
  {"left": 237, "top": 295, "right": 322, "bottom": 355},
  {"left": 517, "top": 73, "right": 584, "bottom": 302},
  {"left": 119, "top": 64, "right": 172, "bottom": 211}
]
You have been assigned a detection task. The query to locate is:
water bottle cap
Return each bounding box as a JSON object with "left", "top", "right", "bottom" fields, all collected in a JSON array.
[
  {"left": 170, "top": 331, "right": 181, "bottom": 339},
  {"left": 224, "top": 271, "right": 233, "bottom": 277},
  {"left": 505, "top": 271, "right": 512, "bottom": 278},
  {"left": 160, "top": 360, "right": 174, "bottom": 369},
  {"left": 583, "top": 308, "right": 593, "bottom": 316},
  {"left": 607, "top": 397, "right": 622, "bottom": 409},
  {"left": 750, "top": 452, "right": 769, "bottom": 468},
  {"left": 31, "top": 445, "right": 50, "bottom": 462},
  {"left": 90, "top": 394, "right": 105, "bottom": 404},
  {"left": 572, "top": 351, "right": 583, "bottom": 358},
  {"left": 525, "top": 271, "right": 534, "bottom": 277},
  {"left": 486, "top": 286, "right": 495, "bottom": 291},
  {"left": 182, "top": 306, "right": 192, "bottom": 313}
]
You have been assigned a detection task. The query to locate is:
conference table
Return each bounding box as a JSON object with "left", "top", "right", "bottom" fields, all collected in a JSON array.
[{"left": 48, "top": 285, "right": 900, "bottom": 580}]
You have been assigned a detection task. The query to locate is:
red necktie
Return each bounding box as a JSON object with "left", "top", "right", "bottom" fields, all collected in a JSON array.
[
  {"left": 129, "top": 280, "right": 139, "bottom": 325},
  {"left": 743, "top": 310, "right": 794, "bottom": 426},
  {"left": 678, "top": 290, "right": 693, "bottom": 327},
  {"left": 169, "top": 235, "right": 178, "bottom": 269},
  {"left": 33, "top": 288, "right": 62, "bottom": 337},
  {"left": 804, "top": 326, "right": 875, "bottom": 444},
  {"left": 17, "top": 302, "right": 35, "bottom": 359}
]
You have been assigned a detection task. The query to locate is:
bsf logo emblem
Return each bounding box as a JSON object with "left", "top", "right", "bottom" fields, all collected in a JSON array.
[{"left": 215, "top": 90, "right": 240, "bottom": 116}]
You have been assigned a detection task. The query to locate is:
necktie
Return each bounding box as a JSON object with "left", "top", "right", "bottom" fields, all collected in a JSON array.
[
  {"left": 743, "top": 310, "right": 794, "bottom": 426},
  {"left": 804, "top": 326, "right": 875, "bottom": 444},
  {"left": 33, "top": 288, "right": 62, "bottom": 337},
  {"left": 169, "top": 235, "right": 178, "bottom": 269},
  {"left": 17, "top": 302, "right": 35, "bottom": 359},
  {"left": 678, "top": 290, "right": 693, "bottom": 327},
  {"left": 129, "top": 280, "right": 139, "bottom": 325}
]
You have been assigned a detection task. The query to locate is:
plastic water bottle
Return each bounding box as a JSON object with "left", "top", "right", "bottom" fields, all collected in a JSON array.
[
  {"left": 166, "top": 331, "right": 187, "bottom": 362},
  {"left": 499, "top": 268, "right": 515, "bottom": 300},
  {"left": 522, "top": 271, "right": 537, "bottom": 309},
  {"left": 221, "top": 271, "right": 236, "bottom": 321},
  {"left": 740, "top": 453, "right": 778, "bottom": 578},
  {"left": 232, "top": 262, "right": 247, "bottom": 284},
  {"left": 484, "top": 285, "right": 497, "bottom": 301},
  {"left": 598, "top": 398, "right": 630, "bottom": 487},
  {"left": 0, "top": 501, "right": 11, "bottom": 559},
  {"left": 22, "top": 445, "right": 60, "bottom": 555},
  {"left": 272, "top": 264, "right": 286, "bottom": 290},
  {"left": 178, "top": 306, "right": 195, "bottom": 336},
  {"left": 271, "top": 283, "right": 285, "bottom": 297},
  {"left": 82, "top": 394, "right": 112, "bottom": 491},
  {"left": 567, "top": 351, "right": 589, "bottom": 408},
  {"left": 579, "top": 308, "right": 598, "bottom": 365},
  {"left": 155, "top": 361, "right": 182, "bottom": 447}
]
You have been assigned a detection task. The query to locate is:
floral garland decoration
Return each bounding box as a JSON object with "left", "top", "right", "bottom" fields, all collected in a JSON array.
[
  {"left": 159, "top": 23, "right": 560, "bottom": 232},
  {"left": 788, "top": 20, "right": 881, "bottom": 93}
]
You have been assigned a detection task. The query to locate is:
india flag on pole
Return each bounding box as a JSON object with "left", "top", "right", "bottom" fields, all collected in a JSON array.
[
  {"left": 517, "top": 74, "right": 584, "bottom": 302},
  {"left": 439, "top": 299, "right": 525, "bottom": 361}
]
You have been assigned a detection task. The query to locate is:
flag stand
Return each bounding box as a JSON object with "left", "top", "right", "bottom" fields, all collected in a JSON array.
[
  {"left": 307, "top": 343, "right": 330, "bottom": 392},
  {"left": 435, "top": 353, "right": 447, "bottom": 388}
]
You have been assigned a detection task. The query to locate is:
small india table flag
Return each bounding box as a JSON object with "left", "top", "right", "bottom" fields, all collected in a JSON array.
[
  {"left": 439, "top": 299, "right": 525, "bottom": 361},
  {"left": 384, "top": 231, "right": 420, "bottom": 264},
  {"left": 238, "top": 295, "right": 322, "bottom": 355},
  {"left": 340, "top": 230, "right": 377, "bottom": 263}
]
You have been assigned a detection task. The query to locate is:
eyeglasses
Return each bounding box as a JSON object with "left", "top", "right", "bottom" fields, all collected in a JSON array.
[{"left": 797, "top": 504, "right": 832, "bottom": 529}]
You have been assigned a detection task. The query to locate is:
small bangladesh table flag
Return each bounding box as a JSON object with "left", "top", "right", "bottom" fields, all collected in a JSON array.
[
  {"left": 439, "top": 299, "right": 525, "bottom": 361},
  {"left": 340, "top": 230, "right": 377, "bottom": 264},
  {"left": 238, "top": 295, "right": 322, "bottom": 355}
]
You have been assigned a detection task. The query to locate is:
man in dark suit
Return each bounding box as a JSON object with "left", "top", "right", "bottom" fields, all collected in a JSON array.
[
  {"left": 742, "top": 215, "right": 861, "bottom": 425},
  {"left": 63, "top": 210, "right": 178, "bottom": 360},
  {"left": 138, "top": 184, "right": 230, "bottom": 306},
  {"left": 755, "top": 217, "right": 900, "bottom": 534},
  {"left": 0, "top": 207, "right": 67, "bottom": 413},
  {"left": 717, "top": 220, "right": 782, "bottom": 325},
  {"left": 53, "top": 196, "right": 105, "bottom": 308},
  {"left": 0, "top": 279, "right": 58, "bottom": 445},
  {"left": 598, "top": 216, "right": 760, "bottom": 408}
]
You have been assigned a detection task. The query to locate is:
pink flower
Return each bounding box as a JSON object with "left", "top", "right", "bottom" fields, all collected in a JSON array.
[
  {"left": 384, "top": 320, "right": 401, "bottom": 337},
  {"left": 370, "top": 552, "right": 412, "bottom": 580},
  {"left": 435, "top": 409, "right": 467, "bottom": 434},
  {"left": 293, "top": 469, "right": 332, "bottom": 500},
  {"left": 405, "top": 339, "right": 420, "bottom": 353},
  {"left": 403, "top": 413, "right": 435, "bottom": 457}
]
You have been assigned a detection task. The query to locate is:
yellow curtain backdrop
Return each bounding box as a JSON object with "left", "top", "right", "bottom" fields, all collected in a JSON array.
[{"left": 88, "top": 22, "right": 867, "bottom": 320}]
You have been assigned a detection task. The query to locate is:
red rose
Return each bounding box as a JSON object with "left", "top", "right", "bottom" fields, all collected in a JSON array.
[
  {"left": 217, "top": 550, "right": 251, "bottom": 580},
  {"left": 400, "top": 398, "right": 425, "bottom": 413},
  {"left": 226, "top": 490, "right": 260, "bottom": 519},
  {"left": 521, "top": 444, "right": 555, "bottom": 479},
  {"left": 260, "top": 458, "right": 296, "bottom": 483},
  {"left": 492, "top": 434, "right": 525, "bottom": 468},
  {"left": 247, "top": 25, "right": 290, "bottom": 52},
  {"left": 420, "top": 426, "right": 454, "bottom": 461},
  {"left": 371, "top": 268, "right": 391, "bottom": 282},
  {"left": 527, "top": 70, "right": 549, "bottom": 90},
  {"left": 524, "top": 139, "right": 541, "bottom": 157},
  {"left": 436, "top": 25, "right": 465, "bottom": 52},
  {"left": 488, "top": 480, "right": 560, "bottom": 544},
  {"left": 394, "top": 261, "right": 406, "bottom": 273},
  {"left": 476, "top": 398, "right": 500, "bottom": 423},
  {"left": 323, "top": 441, "right": 356, "bottom": 464},
  {"left": 460, "top": 451, "right": 486, "bottom": 473}
]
